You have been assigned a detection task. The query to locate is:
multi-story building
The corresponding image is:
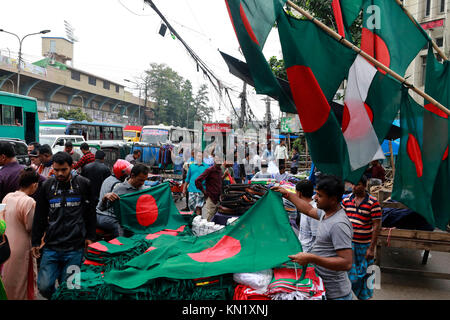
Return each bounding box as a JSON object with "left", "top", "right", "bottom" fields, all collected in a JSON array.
[
  {"left": 404, "top": 0, "right": 448, "bottom": 103},
  {"left": 0, "top": 36, "right": 154, "bottom": 125}
]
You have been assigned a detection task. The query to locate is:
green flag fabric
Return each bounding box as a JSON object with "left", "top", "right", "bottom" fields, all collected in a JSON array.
[
  {"left": 277, "top": 11, "right": 356, "bottom": 178},
  {"left": 333, "top": 0, "right": 428, "bottom": 76},
  {"left": 224, "top": 0, "right": 297, "bottom": 113},
  {"left": 104, "top": 190, "right": 302, "bottom": 290},
  {"left": 424, "top": 46, "right": 450, "bottom": 230},
  {"left": 113, "top": 182, "right": 187, "bottom": 234},
  {"left": 360, "top": 0, "right": 428, "bottom": 77},
  {"left": 392, "top": 89, "right": 447, "bottom": 227}
]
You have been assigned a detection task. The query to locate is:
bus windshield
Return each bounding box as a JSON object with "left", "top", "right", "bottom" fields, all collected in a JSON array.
[
  {"left": 39, "top": 126, "right": 66, "bottom": 135},
  {"left": 124, "top": 131, "right": 136, "bottom": 138},
  {"left": 141, "top": 128, "right": 169, "bottom": 144}
]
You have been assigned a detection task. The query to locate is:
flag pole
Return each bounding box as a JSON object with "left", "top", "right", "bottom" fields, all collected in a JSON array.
[
  {"left": 285, "top": 0, "right": 450, "bottom": 118},
  {"left": 394, "top": 0, "right": 448, "bottom": 61}
]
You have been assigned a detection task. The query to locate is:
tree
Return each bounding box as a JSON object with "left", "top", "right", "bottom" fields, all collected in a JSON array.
[
  {"left": 58, "top": 108, "right": 93, "bottom": 122},
  {"left": 193, "top": 84, "right": 214, "bottom": 124}
]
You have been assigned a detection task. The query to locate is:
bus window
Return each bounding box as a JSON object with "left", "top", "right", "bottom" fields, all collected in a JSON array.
[
  {"left": 114, "top": 127, "right": 123, "bottom": 140},
  {"left": 1, "top": 105, "right": 14, "bottom": 125},
  {"left": 68, "top": 124, "right": 82, "bottom": 136},
  {"left": 88, "top": 125, "right": 96, "bottom": 141},
  {"left": 14, "top": 107, "right": 22, "bottom": 126}
]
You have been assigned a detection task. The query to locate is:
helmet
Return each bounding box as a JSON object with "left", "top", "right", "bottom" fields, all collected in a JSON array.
[{"left": 113, "top": 159, "right": 133, "bottom": 179}]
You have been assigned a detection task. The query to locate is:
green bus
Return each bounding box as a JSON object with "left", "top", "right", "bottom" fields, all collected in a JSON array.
[{"left": 0, "top": 91, "right": 39, "bottom": 144}]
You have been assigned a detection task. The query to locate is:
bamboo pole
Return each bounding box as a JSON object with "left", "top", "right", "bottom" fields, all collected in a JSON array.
[
  {"left": 285, "top": 0, "right": 450, "bottom": 118},
  {"left": 394, "top": 0, "right": 448, "bottom": 61},
  {"left": 389, "top": 140, "right": 395, "bottom": 178}
]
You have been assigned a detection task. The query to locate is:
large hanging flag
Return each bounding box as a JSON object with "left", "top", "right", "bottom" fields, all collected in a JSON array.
[
  {"left": 112, "top": 182, "right": 187, "bottom": 234},
  {"left": 343, "top": 55, "right": 385, "bottom": 170},
  {"left": 391, "top": 89, "right": 447, "bottom": 227},
  {"left": 224, "top": 0, "right": 297, "bottom": 113},
  {"left": 343, "top": 70, "right": 403, "bottom": 183},
  {"left": 276, "top": 10, "right": 357, "bottom": 177},
  {"left": 104, "top": 190, "right": 302, "bottom": 290},
  {"left": 333, "top": 0, "right": 428, "bottom": 77},
  {"left": 424, "top": 46, "right": 450, "bottom": 230}
]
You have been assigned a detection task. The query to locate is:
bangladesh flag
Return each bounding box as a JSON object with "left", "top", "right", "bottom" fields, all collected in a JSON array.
[
  {"left": 334, "top": 0, "right": 428, "bottom": 76},
  {"left": 360, "top": 0, "right": 428, "bottom": 76},
  {"left": 424, "top": 46, "right": 450, "bottom": 230},
  {"left": 104, "top": 190, "right": 302, "bottom": 290},
  {"left": 277, "top": 10, "right": 356, "bottom": 178},
  {"left": 113, "top": 182, "right": 187, "bottom": 234},
  {"left": 224, "top": 0, "right": 297, "bottom": 113},
  {"left": 344, "top": 69, "right": 403, "bottom": 183},
  {"left": 392, "top": 88, "right": 447, "bottom": 227}
]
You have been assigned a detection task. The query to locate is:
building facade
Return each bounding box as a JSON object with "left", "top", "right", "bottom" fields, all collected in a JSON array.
[
  {"left": 0, "top": 37, "right": 154, "bottom": 126},
  {"left": 404, "top": 0, "right": 448, "bottom": 103}
]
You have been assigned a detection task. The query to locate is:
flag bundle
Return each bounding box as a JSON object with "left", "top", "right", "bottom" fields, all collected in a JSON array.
[
  {"left": 53, "top": 190, "right": 305, "bottom": 300},
  {"left": 267, "top": 265, "right": 326, "bottom": 300}
]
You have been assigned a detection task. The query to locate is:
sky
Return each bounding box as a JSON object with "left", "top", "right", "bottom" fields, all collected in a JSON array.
[{"left": 0, "top": 0, "right": 285, "bottom": 123}]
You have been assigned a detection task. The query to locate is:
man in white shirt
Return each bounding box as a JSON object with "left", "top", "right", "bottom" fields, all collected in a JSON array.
[
  {"left": 274, "top": 140, "right": 288, "bottom": 167},
  {"left": 295, "top": 179, "right": 320, "bottom": 252}
]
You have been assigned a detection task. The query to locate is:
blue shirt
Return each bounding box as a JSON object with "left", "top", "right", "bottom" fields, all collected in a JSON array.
[{"left": 185, "top": 163, "right": 208, "bottom": 193}]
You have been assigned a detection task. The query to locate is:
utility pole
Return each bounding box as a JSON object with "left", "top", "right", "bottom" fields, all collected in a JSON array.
[
  {"left": 265, "top": 96, "right": 271, "bottom": 129},
  {"left": 239, "top": 82, "right": 246, "bottom": 128}
]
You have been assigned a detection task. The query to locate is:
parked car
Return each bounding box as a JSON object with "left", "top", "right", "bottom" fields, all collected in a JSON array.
[
  {"left": 39, "top": 135, "right": 85, "bottom": 155},
  {"left": 0, "top": 138, "right": 30, "bottom": 166}
]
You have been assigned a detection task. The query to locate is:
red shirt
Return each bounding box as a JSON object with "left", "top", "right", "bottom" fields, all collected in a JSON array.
[
  {"left": 73, "top": 151, "right": 95, "bottom": 170},
  {"left": 195, "top": 165, "right": 223, "bottom": 204}
]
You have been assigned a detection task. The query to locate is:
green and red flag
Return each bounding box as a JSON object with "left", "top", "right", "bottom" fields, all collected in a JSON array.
[
  {"left": 343, "top": 68, "right": 403, "bottom": 183},
  {"left": 276, "top": 10, "right": 356, "bottom": 177},
  {"left": 104, "top": 190, "right": 302, "bottom": 290},
  {"left": 424, "top": 46, "right": 450, "bottom": 230},
  {"left": 392, "top": 88, "right": 447, "bottom": 227},
  {"left": 333, "top": 0, "right": 428, "bottom": 76},
  {"left": 113, "top": 182, "right": 187, "bottom": 234},
  {"left": 224, "top": 0, "right": 297, "bottom": 113}
]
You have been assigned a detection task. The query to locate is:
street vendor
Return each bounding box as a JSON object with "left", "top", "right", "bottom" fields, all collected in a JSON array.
[
  {"left": 183, "top": 151, "right": 208, "bottom": 216},
  {"left": 272, "top": 175, "right": 354, "bottom": 300},
  {"left": 195, "top": 155, "right": 223, "bottom": 221}
]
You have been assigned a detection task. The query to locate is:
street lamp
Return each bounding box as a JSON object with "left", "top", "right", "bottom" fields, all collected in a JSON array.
[
  {"left": 124, "top": 79, "right": 142, "bottom": 125},
  {"left": 0, "top": 28, "right": 51, "bottom": 94}
]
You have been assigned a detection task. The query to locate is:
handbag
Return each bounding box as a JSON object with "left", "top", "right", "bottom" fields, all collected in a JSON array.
[{"left": 0, "top": 234, "right": 10, "bottom": 265}]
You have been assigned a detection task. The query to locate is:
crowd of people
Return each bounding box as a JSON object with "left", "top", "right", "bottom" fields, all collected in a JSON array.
[
  {"left": 0, "top": 141, "right": 150, "bottom": 300},
  {"left": 0, "top": 137, "right": 386, "bottom": 300}
]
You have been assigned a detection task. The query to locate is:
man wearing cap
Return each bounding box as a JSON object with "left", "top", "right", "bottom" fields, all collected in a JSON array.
[
  {"left": 81, "top": 150, "right": 111, "bottom": 206},
  {"left": 252, "top": 160, "right": 273, "bottom": 180}
]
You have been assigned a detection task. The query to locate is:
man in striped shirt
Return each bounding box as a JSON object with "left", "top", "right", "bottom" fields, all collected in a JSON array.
[{"left": 342, "top": 175, "right": 381, "bottom": 300}]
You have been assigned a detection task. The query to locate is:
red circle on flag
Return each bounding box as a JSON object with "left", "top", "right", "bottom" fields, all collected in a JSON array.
[
  {"left": 188, "top": 235, "right": 241, "bottom": 263},
  {"left": 136, "top": 194, "right": 159, "bottom": 227},
  {"left": 341, "top": 103, "right": 374, "bottom": 133},
  {"left": 406, "top": 134, "right": 423, "bottom": 177},
  {"left": 361, "top": 28, "right": 390, "bottom": 74},
  {"left": 88, "top": 242, "right": 108, "bottom": 252}
]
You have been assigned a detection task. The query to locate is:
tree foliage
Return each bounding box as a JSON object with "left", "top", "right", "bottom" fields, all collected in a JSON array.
[
  {"left": 58, "top": 108, "right": 93, "bottom": 122},
  {"left": 140, "top": 63, "right": 214, "bottom": 128}
]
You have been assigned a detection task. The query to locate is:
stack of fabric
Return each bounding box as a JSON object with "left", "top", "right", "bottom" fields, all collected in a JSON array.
[
  {"left": 85, "top": 236, "right": 150, "bottom": 271},
  {"left": 266, "top": 264, "right": 325, "bottom": 300}
]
